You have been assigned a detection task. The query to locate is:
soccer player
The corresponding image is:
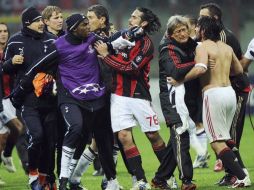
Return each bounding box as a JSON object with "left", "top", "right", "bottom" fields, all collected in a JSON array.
[
  {"left": 42, "top": 5, "right": 65, "bottom": 37},
  {"left": 68, "top": 5, "right": 119, "bottom": 189},
  {"left": 199, "top": 3, "right": 251, "bottom": 185},
  {"left": 168, "top": 16, "right": 250, "bottom": 188},
  {"left": 0, "top": 23, "right": 8, "bottom": 186},
  {"left": 41, "top": 6, "right": 66, "bottom": 183},
  {"left": 95, "top": 7, "right": 166, "bottom": 190},
  {"left": 0, "top": 22, "right": 28, "bottom": 175},
  {"left": 0, "top": 23, "right": 11, "bottom": 167},
  {"left": 2, "top": 7, "right": 57, "bottom": 190}
]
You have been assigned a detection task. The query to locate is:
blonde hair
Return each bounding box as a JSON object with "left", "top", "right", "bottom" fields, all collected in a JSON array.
[{"left": 42, "top": 6, "right": 62, "bottom": 20}]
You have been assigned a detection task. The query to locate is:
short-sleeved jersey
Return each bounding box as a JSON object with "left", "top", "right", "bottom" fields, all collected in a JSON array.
[{"left": 244, "top": 38, "right": 254, "bottom": 60}]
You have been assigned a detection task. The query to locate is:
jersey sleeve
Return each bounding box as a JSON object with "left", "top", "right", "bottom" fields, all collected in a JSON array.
[
  {"left": 21, "top": 44, "right": 58, "bottom": 88},
  {"left": 103, "top": 36, "right": 153, "bottom": 72},
  {"left": 244, "top": 38, "right": 254, "bottom": 60},
  {"left": 2, "top": 38, "right": 21, "bottom": 74}
]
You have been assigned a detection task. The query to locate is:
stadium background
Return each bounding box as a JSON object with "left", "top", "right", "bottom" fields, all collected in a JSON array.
[{"left": 1, "top": 0, "right": 254, "bottom": 118}]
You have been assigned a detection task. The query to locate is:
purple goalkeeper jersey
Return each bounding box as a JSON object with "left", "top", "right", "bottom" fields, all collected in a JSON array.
[{"left": 55, "top": 34, "right": 105, "bottom": 100}]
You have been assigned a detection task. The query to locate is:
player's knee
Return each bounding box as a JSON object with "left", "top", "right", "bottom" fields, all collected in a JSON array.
[
  {"left": 226, "top": 139, "right": 237, "bottom": 150},
  {"left": 6, "top": 119, "right": 24, "bottom": 136},
  {"left": 118, "top": 130, "right": 132, "bottom": 145},
  {"left": 211, "top": 141, "right": 228, "bottom": 155},
  {"left": 145, "top": 131, "right": 161, "bottom": 144}
]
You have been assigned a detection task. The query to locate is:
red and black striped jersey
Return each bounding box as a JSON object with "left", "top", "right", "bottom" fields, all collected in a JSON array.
[
  {"left": 0, "top": 51, "right": 12, "bottom": 96},
  {"left": 102, "top": 35, "right": 153, "bottom": 101}
]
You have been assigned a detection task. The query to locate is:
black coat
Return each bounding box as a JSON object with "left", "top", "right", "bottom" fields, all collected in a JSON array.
[
  {"left": 158, "top": 36, "right": 198, "bottom": 127},
  {"left": 2, "top": 27, "right": 56, "bottom": 108}
]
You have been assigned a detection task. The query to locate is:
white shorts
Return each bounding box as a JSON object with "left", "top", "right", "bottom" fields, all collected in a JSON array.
[
  {"left": 110, "top": 94, "right": 160, "bottom": 133},
  {"left": 0, "top": 98, "right": 17, "bottom": 134},
  {"left": 0, "top": 98, "right": 17, "bottom": 124},
  {"left": 203, "top": 86, "right": 236, "bottom": 143}
]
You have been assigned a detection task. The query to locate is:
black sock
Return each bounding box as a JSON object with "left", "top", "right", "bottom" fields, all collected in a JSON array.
[
  {"left": 218, "top": 147, "right": 246, "bottom": 180},
  {"left": 125, "top": 146, "right": 146, "bottom": 182},
  {"left": 226, "top": 140, "right": 245, "bottom": 168},
  {"left": 4, "top": 138, "right": 15, "bottom": 157}
]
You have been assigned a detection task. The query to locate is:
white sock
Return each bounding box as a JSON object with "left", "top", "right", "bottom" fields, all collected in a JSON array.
[
  {"left": 196, "top": 130, "right": 208, "bottom": 153},
  {"left": 188, "top": 120, "right": 206, "bottom": 156},
  {"left": 69, "top": 159, "right": 78, "bottom": 178},
  {"left": 60, "top": 146, "right": 76, "bottom": 179},
  {"left": 113, "top": 148, "right": 118, "bottom": 164},
  {"left": 69, "top": 147, "right": 96, "bottom": 183},
  {"left": 190, "top": 132, "right": 206, "bottom": 156},
  {"left": 243, "top": 168, "right": 249, "bottom": 176}
]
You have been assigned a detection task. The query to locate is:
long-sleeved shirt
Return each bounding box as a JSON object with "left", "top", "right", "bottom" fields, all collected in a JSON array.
[{"left": 102, "top": 34, "right": 153, "bottom": 101}]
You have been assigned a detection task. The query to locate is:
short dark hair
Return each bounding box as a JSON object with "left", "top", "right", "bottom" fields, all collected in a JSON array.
[
  {"left": 88, "top": 4, "right": 109, "bottom": 28},
  {"left": 136, "top": 7, "right": 161, "bottom": 35},
  {"left": 197, "top": 16, "right": 220, "bottom": 41},
  {"left": 200, "top": 3, "right": 222, "bottom": 21}
]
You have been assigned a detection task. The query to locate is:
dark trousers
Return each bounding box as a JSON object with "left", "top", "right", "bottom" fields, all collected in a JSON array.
[
  {"left": 230, "top": 91, "right": 249, "bottom": 148},
  {"left": 22, "top": 106, "right": 57, "bottom": 179},
  {"left": 155, "top": 127, "right": 193, "bottom": 182},
  {"left": 56, "top": 110, "right": 65, "bottom": 177},
  {"left": 60, "top": 103, "right": 116, "bottom": 180}
]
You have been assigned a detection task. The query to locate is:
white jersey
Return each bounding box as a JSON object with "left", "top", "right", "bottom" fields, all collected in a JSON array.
[
  {"left": 167, "top": 83, "right": 196, "bottom": 134},
  {"left": 244, "top": 38, "right": 254, "bottom": 60}
]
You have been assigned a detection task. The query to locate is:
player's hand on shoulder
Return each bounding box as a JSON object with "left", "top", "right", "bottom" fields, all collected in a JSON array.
[{"left": 94, "top": 40, "right": 109, "bottom": 59}]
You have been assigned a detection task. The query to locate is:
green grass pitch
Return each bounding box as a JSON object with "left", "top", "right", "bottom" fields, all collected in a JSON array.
[{"left": 0, "top": 118, "right": 254, "bottom": 190}]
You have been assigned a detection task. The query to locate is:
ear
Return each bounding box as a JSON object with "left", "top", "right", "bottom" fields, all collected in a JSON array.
[
  {"left": 100, "top": 17, "right": 106, "bottom": 25},
  {"left": 140, "top": 20, "right": 148, "bottom": 28},
  {"left": 214, "top": 15, "right": 219, "bottom": 20},
  {"left": 43, "top": 19, "right": 49, "bottom": 25}
]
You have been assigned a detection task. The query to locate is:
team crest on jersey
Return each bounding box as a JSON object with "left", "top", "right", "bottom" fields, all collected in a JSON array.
[
  {"left": 136, "top": 55, "right": 142, "bottom": 62},
  {"left": 88, "top": 45, "right": 95, "bottom": 54},
  {"left": 18, "top": 47, "right": 24, "bottom": 55},
  {"left": 121, "top": 52, "right": 128, "bottom": 58},
  {"left": 44, "top": 44, "right": 48, "bottom": 53}
]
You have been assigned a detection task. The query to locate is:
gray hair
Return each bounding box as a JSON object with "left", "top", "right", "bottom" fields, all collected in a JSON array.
[{"left": 166, "top": 15, "right": 189, "bottom": 36}]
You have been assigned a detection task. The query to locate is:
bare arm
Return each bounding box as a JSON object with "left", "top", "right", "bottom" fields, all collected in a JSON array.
[
  {"left": 167, "top": 44, "right": 207, "bottom": 85},
  {"left": 240, "top": 57, "right": 252, "bottom": 72},
  {"left": 183, "top": 44, "right": 208, "bottom": 82},
  {"left": 240, "top": 38, "right": 254, "bottom": 72},
  {"left": 231, "top": 51, "right": 243, "bottom": 76}
]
